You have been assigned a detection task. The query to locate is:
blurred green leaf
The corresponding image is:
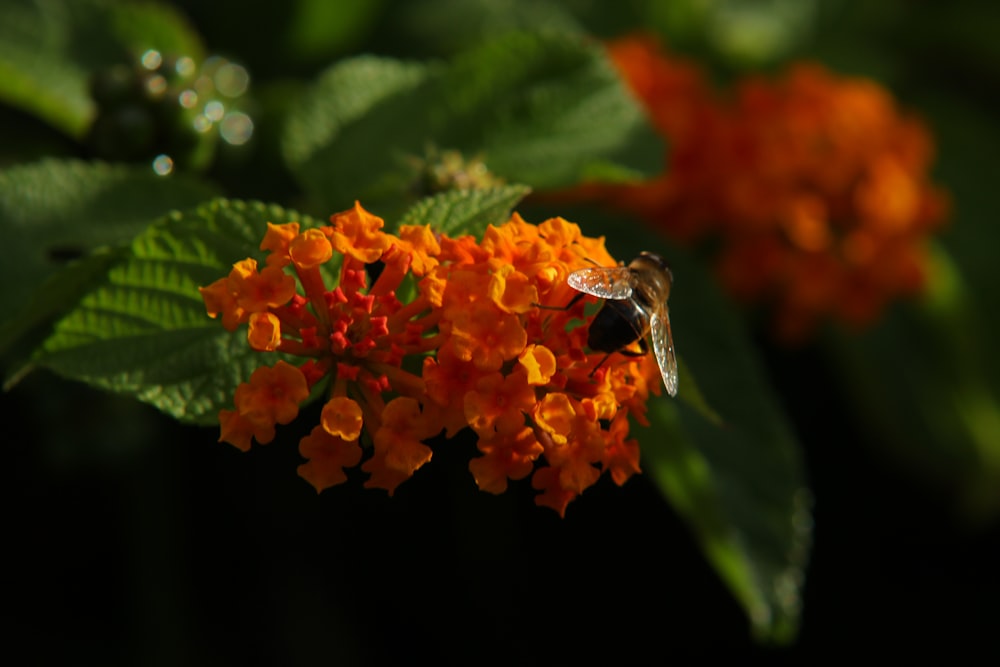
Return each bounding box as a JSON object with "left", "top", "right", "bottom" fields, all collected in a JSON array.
[
  {"left": 652, "top": 250, "right": 809, "bottom": 642},
  {"left": 282, "top": 0, "right": 384, "bottom": 63},
  {"left": 0, "top": 158, "right": 219, "bottom": 347},
  {"left": 283, "top": 56, "right": 429, "bottom": 183},
  {"left": 818, "top": 73, "right": 1000, "bottom": 524},
  {"left": 674, "top": 354, "right": 723, "bottom": 426},
  {"left": 640, "top": 0, "right": 821, "bottom": 69},
  {"left": 640, "top": 399, "right": 810, "bottom": 642},
  {"left": 912, "top": 92, "right": 1000, "bottom": 379},
  {"left": 395, "top": 184, "right": 532, "bottom": 236},
  {"left": 283, "top": 31, "right": 664, "bottom": 213},
  {"left": 828, "top": 245, "right": 1000, "bottom": 522},
  {"left": 33, "top": 199, "right": 321, "bottom": 425},
  {"left": 0, "top": 0, "right": 91, "bottom": 137},
  {"left": 0, "top": 246, "right": 126, "bottom": 371},
  {"left": 387, "top": 0, "right": 587, "bottom": 55},
  {"left": 104, "top": 1, "right": 205, "bottom": 61},
  {"left": 0, "top": 0, "right": 204, "bottom": 138},
  {"left": 576, "top": 213, "right": 810, "bottom": 642}
]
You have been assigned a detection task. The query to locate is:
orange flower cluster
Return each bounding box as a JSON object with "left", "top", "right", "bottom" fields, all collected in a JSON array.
[
  {"left": 200, "top": 203, "right": 661, "bottom": 515},
  {"left": 605, "top": 35, "right": 949, "bottom": 339}
]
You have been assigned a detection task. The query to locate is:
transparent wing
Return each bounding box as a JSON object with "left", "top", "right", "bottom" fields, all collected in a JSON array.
[
  {"left": 567, "top": 266, "right": 635, "bottom": 300},
  {"left": 650, "top": 309, "right": 678, "bottom": 397}
]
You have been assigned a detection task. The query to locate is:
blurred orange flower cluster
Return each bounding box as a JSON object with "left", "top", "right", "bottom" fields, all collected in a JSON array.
[
  {"left": 200, "top": 203, "right": 662, "bottom": 515},
  {"left": 605, "top": 35, "right": 949, "bottom": 339}
]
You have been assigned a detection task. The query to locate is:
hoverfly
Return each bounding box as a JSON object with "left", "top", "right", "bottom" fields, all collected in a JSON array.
[{"left": 566, "top": 251, "right": 678, "bottom": 397}]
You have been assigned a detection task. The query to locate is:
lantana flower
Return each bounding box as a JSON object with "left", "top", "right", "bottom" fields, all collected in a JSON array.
[
  {"left": 200, "top": 203, "right": 662, "bottom": 515},
  {"left": 597, "top": 35, "right": 949, "bottom": 340}
]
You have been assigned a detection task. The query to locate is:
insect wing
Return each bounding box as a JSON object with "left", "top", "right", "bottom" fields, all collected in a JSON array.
[
  {"left": 567, "top": 266, "right": 634, "bottom": 300},
  {"left": 650, "top": 309, "right": 678, "bottom": 397}
]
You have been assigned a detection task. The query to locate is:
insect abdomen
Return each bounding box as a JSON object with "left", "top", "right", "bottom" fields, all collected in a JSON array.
[{"left": 587, "top": 298, "right": 648, "bottom": 353}]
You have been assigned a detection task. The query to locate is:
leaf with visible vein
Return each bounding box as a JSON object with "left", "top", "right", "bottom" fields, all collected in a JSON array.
[
  {"left": 35, "top": 199, "right": 322, "bottom": 425},
  {"left": 396, "top": 185, "right": 532, "bottom": 236}
]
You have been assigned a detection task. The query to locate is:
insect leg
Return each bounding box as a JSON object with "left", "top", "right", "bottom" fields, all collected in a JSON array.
[
  {"left": 588, "top": 342, "right": 647, "bottom": 378},
  {"left": 589, "top": 351, "right": 613, "bottom": 377},
  {"left": 533, "top": 291, "right": 586, "bottom": 311}
]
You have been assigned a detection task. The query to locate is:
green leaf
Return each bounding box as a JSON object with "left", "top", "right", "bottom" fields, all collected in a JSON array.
[
  {"left": 104, "top": 1, "right": 205, "bottom": 61},
  {"left": 283, "top": 31, "right": 664, "bottom": 213},
  {"left": 282, "top": 55, "right": 432, "bottom": 188},
  {"left": 0, "top": 246, "right": 126, "bottom": 368},
  {"left": 828, "top": 245, "right": 1000, "bottom": 521},
  {"left": 33, "top": 199, "right": 323, "bottom": 425},
  {"left": 675, "top": 354, "right": 723, "bottom": 426},
  {"left": 818, "top": 84, "right": 1000, "bottom": 523},
  {"left": 0, "top": 0, "right": 205, "bottom": 138},
  {"left": 386, "top": 0, "right": 587, "bottom": 55},
  {"left": 0, "top": 0, "right": 90, "bottom": 138},
  {"left": 644, "top": 0, "right": 821, "bottom": 68},
  {"left": 567, "top": 212, "right": 810, "bottom": 642},
  {"left": 650, "top": 248, "right": 809, "bottom": 642},
  {"left": 395, "top": 184, "right": 532, "bottom": 236},
  {"left": 281, "top": 0, "right": 385, "bottom": 64},
  {"left": 0, "top": 159, "right": 219, "bottom": 350}
]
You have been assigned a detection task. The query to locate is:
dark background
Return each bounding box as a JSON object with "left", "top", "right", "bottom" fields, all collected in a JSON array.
[{"left": 6, "top": 343, "right": 999, "bottom": 663}]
